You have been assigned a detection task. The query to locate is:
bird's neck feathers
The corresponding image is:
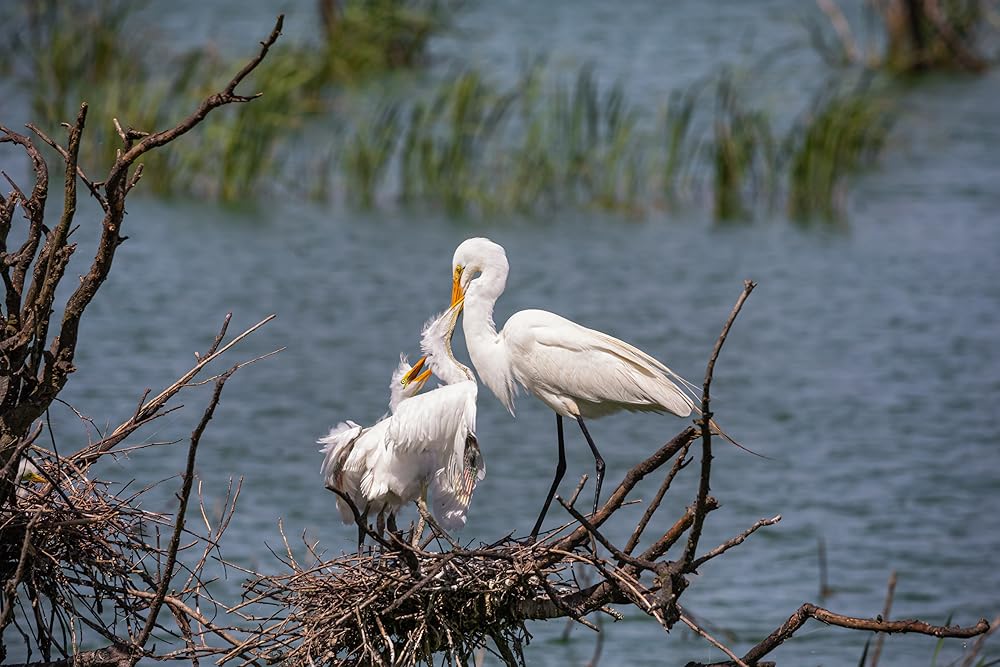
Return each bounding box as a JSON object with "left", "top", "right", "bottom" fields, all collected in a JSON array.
[
  {"left": 462, "top": 279, "right": 516, "bottom": 416},
  {"left": 421, "top": 307, "right": 473, "bottom": 386}
]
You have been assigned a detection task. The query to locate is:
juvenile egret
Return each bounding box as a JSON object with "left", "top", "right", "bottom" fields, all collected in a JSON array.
[
  {"left": 319, "top": 354, "right": 432, "bottom": 541},
  {"left": 400, "top": 301, "right": 483, "bottom": 531},
  {"left": 361, "top": 302, "right": 483, "bottom": 536},
  {"left": 320, "top": 304, "right": 484, "bottom": 545},
  {"left": 15, "top": 458, "right": 46, "bottom": 502},
  {"left": 449, "top": 237, "right": 701, "bottom": 539}
]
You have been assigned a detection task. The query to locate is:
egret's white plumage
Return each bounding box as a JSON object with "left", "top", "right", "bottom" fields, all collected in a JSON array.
[
  {"left": 413, "top": 302, "right": 483, "bottom": 529},
  {"left": 15, "top": 458, "right": 45, "bottom": 502},
  {"left": 364, "top": 303, "right": 483, "bottom": 531},
  {"left": 319, "top": 305, "right": 483, "bottom": 539},
  {"left": 450, "top": 237, "right": 698, "bottom": 538},
  {"left": 319, "top": 354, "right": 431, "bottom": 526}
]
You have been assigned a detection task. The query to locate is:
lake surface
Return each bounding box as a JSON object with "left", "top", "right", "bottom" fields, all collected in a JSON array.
[{"left": 4, "top": 2, "right": 999, "bottom": 665}]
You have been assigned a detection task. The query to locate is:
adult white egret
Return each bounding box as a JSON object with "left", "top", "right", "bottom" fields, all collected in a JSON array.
[
  {"left": 449, "top": 237, "right": 702, "bottom": 540},
  {"left": 319, "top": 354, "right": 433, "bottom": 542}
]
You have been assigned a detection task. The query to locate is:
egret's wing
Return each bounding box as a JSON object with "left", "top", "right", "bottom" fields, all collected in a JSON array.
[
  {"left": 318, "top": 421, "right": 365, "bottom": 523},
  {"left": 432, "top": 432, "right": 485, "bottom": 531},
  {"left": 386, "top": 382, "right": 477, "bottom": 455},
  {"left": 318, "top": 421, "right": 363, "bottom": 481},
  {"left": 505, "top": 309, "right": 694, "bottom": 417}
]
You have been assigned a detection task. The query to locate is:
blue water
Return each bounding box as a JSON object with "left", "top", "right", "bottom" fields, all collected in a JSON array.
[{"left": 4, "top": 1, "right": 999, "bottom": 665}]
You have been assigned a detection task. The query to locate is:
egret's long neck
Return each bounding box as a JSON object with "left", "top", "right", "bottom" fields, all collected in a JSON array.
[
  {"left": 426, "top": 324, "right": 474, "bottom": 386},
  {"left": 462, "top": 265, "right": 516, "bottom": 414}
]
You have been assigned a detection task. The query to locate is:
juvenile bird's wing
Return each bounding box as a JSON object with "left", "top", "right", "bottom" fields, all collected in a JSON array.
[{"left": 318, "top": 421, "right": 364, "bottom": 523}]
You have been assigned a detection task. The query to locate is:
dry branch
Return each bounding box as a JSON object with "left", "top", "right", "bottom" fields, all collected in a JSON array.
[
  {"left": 0, "top": 14, "right": 285, "bottom": 459},
  {"left": 0, "top": 14, "right": 285, "bottom": 666},
  {"left": 741, "top": 604, "right": 989, "bottom": 664}
]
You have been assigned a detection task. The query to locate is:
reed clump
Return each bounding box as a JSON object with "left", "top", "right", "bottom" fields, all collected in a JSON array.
[
  {"left": 0, "top": 1, "right": 896, "bottom": 220},
  {"left": 0, "top": 0, "right": 452, "bottom": 201},
  {"left": 786, "top": 81, "right": 894, "bottom": 220},
  {"left": 334, "top": 65, "right": 892, "bottom": 220}
]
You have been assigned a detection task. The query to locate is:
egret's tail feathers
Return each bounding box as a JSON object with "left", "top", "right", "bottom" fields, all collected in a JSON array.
[
  {"left": 707, "top": 417, "right": 770, "bottom": 460},
  {"left": 319, "top": 421, "right": 363, "bottom": 483}
]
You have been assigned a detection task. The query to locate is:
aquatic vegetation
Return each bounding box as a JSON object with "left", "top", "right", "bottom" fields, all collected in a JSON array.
[
  {"left": 710, "top": 71, "right": 775, "bottom": 220},
  {"left": 785, "top": 80, "right": 894, "bottom": 220},
  {"left": 659, "top": 86, "right": 699, "bottom": 201},
  {"left": 0, "top": 0, "right": 896, "bottom": 220},
  {"left": 334, "top": 64, "right": 890, "bottom": 221},
  {"left": 0, "top": 0, "right": 455, "bottom": 201},
  {"left": 346, "top": 104, "right": 402, "bottom": 207},
  {"left": 318, "top": 0, "right": 457, "bottom": 81},
  {"left": 807, "top": 0, "right": 991, "bottom": 73},
  {"left": 397, "top": 70, "right": 516, "bottom": 213}
]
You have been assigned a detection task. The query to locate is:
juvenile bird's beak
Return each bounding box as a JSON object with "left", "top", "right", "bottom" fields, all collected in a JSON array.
[
  {"left": 451, "top": 272, "right": 465, "bottom": 308},
  {"left": 24, "top": 472, "right": 45, "bottom": 484},
  {"left": 401, "top": 356, "right": 428, "bottom": 386}
]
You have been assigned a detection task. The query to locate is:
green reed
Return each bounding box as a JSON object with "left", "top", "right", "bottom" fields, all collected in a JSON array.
[
  {"left": 0, "top": 0, "right": 451, "bottom": 201},
  {"left": 0, "top": 0, "right": 896, "bottom": 221},
  {"left": 318, "top": 0, "right": 454, "bottom": 82},
  {"left": 333, "top": 62, "right": 892, "bottom": 221},
  {"left": 785, "top": 81, "right": 893, "bottom": 221},
  {"left": 711, "top": 71, "right": 774, "bottom": 220}
]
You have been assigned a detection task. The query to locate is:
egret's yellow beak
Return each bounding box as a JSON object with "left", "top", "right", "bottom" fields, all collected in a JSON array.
[
  {"left": 23, "top": 472, "right": 45, "bottom": 484},
  {"left": 401, "top": 356, "right": 432, "bottom": 386},
  {"left": 451, "top": 269, "right": 465, "bottom": 308}
]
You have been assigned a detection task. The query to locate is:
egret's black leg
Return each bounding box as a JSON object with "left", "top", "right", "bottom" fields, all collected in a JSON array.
[
  {"left": 387, "top": 512, "right": 399, "bottom": 535},
  {"left": 357, "top": 510, "right": 367, "bottom": 553},
  {"left": 576, "top": 416, "right": 605, "bottom": 516},
  {"left": 530, "top": 414, "right": 567, "bottom": 541}
]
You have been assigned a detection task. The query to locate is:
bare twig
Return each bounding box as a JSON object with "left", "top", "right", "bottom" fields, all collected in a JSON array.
[
  {"left": 683, "top": 280, "right": 755, "bottom": 570},
  {"left": 623, "top": 441, "right": 691, "bottom": 555},
  {"left": 679, "top": 610, "right": 748, "bottom": 667},
  {"left": 131, "top": 367, "right": 237, "bottom": 659},
  {"left": 868, "top": 569, "right": 896, "bottom": 667},
  {"left": 742, "top": 604, "right": 989, "bottom": 664},
  {"left": 689, "top": 515, "right": 781, "bottom": 572}
]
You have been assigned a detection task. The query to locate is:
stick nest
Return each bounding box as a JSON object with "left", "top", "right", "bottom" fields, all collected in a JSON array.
[{"left": 242, "top": 535, "right": 579, "bottom": 666}]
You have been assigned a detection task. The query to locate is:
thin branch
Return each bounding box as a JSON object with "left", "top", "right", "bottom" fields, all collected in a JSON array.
[
  {"left": 131, "top": 366, "right": 237, "bottom": 658},
  {"left": 1, "top": 513, "right": 41, "bottom": 629},
  {"left": 639, "top": 496, "right": 719, "bottom": 564},
  {"left": 868, "top": 569, "right": 896, "bottom": 667},
  {"left": 68, "top": 314, "right": 275, "bottom": 471},
  {"left": 742, "top": 604, "right": 990, "bottom": 664},
  {"left": 556, "top": 495, "right": 657, "bottom": 572},
  {"left": 550, "top": 427, "right": 697, "bottom": 561},
  {"left": 105, "top": 15, "right": 285, "bottom": 187},
  {"left": 683, "top": 280, "right": 755, "bottom": 570},
  {"left": 678, "top": 610, "right": 748, "bottom": 667},
  {"left": 623, "top": 441, "right": 691, "bottom": 556},
  {"left": 688, "top": 515, "right": 781, "bottom": 572}
]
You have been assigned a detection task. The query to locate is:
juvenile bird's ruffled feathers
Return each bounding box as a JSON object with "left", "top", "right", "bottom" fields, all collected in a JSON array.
[{"left": 318, "top": 421, "right": 365, "bottom": 523}]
